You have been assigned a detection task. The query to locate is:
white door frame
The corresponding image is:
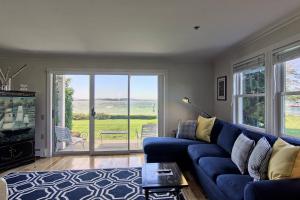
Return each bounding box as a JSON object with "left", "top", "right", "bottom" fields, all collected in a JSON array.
[{"left": 46, "top": 68, "right": 166, "bottom": 157}]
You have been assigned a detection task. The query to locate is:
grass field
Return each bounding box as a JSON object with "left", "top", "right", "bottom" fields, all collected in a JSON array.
[
  {"left": 70, "top": 115, "right": 300, "bottom": 140},
  {"left": 72, "top": 119, "right": 157, "bottom": 140},
  {"left": 285, "top": 115, "right": 300, "bottom": 138}
]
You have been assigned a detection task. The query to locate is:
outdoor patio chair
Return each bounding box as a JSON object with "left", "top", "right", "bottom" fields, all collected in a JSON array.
[
  {"left": 55, "top": 126, "right": 85, "bottom": 150},
  {"left": 136, "top": 124, "right": 157, "bottom": 145}
]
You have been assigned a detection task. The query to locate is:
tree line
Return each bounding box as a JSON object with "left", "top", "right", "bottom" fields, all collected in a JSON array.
[{"left": 73, "top": 113, "right": 157, "bottom": 120}]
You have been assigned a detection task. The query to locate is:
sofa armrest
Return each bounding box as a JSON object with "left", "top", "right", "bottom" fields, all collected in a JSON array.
[
  {"left": 244, "top": 178, "right": 300, "bottom": 200},
  {"left": 0, "top": 177, "right": 8, "bottom": 200}
]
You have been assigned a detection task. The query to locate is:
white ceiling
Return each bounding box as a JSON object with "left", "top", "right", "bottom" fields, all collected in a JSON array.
[{"left": 0, "top": 0, "right": 300, "bottom": 61}]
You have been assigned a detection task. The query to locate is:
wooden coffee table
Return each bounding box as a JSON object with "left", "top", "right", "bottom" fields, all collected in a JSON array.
[{"left": 142, "top": 162, "right": 188, "bottom": 200}]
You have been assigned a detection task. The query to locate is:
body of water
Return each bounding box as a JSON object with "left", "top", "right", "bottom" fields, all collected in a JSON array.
[
  {"left": 286, "top": 106, "right": 300, "bottom": 116},
  {"left": 286, "top": 100, "right": 300, "bottom": 116},
  {"left": 73, "top": 99, "right": 157, "bottom": 115}
]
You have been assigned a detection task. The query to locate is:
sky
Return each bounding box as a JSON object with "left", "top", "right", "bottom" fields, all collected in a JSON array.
[
  {"left": 65, "top": 75, "right": 158, "bottom": 100},
  {"left": 287, "top": 57, "right": 300, "bottom": 73}
]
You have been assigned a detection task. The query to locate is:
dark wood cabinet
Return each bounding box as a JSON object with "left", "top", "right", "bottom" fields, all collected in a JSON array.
[
  {"left": 0, "top": 91, "right": 35, "bottom": 171},
  {"left": 0, "top": 145, "right": 12, "bottom": 163},
  {"left": 0, "top": 140, "right": 35, "bottom": 170}
]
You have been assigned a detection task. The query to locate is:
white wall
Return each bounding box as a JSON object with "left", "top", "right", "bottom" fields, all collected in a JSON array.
[
  {"left": 0, "top": 54, "right": 214, "bottom": 156},
  {"left": 213, "top": 17, "right": 300, "bottom": 122}
]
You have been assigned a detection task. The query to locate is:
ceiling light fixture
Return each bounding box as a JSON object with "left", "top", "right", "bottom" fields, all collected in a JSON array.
[{"left": 194, "top": 26, "right": 200, "bottom": 30}]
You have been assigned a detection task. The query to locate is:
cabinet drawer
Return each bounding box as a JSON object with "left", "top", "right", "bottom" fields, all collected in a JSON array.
[
  {"left": 0, "top": 146, "right": 13, "bottom": 166},
  {"left": 12, "top": 141, "right": 34, "bottom": 160}
]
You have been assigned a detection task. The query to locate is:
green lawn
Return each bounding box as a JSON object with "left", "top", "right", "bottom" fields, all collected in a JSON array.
[
  {"left": 71, "top": 119, "right": 157, "bottom": 140},
  {"left": 70, "top": 115, "right": 300, "bottom": 140},
  {"left": 285, "top": 115, "right": 300, "bottom": 138}
]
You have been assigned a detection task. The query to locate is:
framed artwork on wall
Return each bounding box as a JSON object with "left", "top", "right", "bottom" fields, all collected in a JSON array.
[{"left": 217, "top": 76, "right": 227, "bottom": 101}]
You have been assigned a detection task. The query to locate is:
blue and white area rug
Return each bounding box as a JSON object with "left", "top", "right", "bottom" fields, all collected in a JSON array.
[{"left": 4, "top": 168, "right": 183, "bottom": 200}]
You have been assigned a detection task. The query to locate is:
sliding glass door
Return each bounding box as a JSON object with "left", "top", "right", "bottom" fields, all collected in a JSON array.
[
  {"left": 94, "top": 75, "right": 129, "bottom": 152},
  {"left": 53, "top": 75, "right": 90, "bottom": 153},
  {"left": 52, "top": 73, "right": 160, "bottom": 154},
  {"left": 130, "top": 75, "right": 158, "bottom": 150}
]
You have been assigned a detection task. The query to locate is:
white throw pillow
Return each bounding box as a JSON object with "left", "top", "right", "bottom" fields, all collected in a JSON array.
[{"left": 231, "top": 134, "right": 255, "bottom": 174}]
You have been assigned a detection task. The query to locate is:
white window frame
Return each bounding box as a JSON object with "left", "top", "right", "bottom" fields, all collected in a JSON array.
[
  {"left": 231, "top": 34, "right": 300, "bottom": 136},
  {"left": 233, "top": 67, "right": 266, "bottom": 132},
  {"left": 274, "top": 57, "right": 300, "bottom": 137}
]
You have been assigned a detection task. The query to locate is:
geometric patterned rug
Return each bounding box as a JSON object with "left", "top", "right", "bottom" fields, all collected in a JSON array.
[{"left": 4, "top": 168, "right": 182, "bottom": 200}]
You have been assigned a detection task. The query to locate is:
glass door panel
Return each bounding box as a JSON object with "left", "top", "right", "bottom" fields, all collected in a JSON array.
[
  {"left": 94, "top": 75, "right": 129, "bottom": 152},
  {"left": 130, "top": 75, "right": 158, "bottom": 150},
  {"left": 53, "top": 75, "right": 89, "bottom": 153},
  {"left": 52, "top": 73, "right": 160, "bottom": 154}
]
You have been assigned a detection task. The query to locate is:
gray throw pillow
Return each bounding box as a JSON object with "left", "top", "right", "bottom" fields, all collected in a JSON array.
[
  {"left": 248, "top": 137, "right": 272, "bottom": 181},
  {"left": 231, "top": 133, "right": 255, "bottom": 174},
  {"left": 176, "top": 120, "right": 197, "bottom": 140}
]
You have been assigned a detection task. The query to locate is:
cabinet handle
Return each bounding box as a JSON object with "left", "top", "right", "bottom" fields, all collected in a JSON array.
[{"left": 9, "top": 148, "right": 13, "bottom": 158}]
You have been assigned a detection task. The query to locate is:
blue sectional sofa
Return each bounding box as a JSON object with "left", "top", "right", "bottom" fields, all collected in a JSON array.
[{"left": 143, "top": 119, "right": 300, "bottom": 200}]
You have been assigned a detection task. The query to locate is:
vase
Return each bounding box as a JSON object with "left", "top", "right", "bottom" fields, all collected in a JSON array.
[{"left": 1, "top": 78, "right": 11, "bottom": 91}]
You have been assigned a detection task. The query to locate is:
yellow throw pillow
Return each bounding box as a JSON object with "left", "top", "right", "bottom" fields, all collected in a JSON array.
[
  {"left": 268, "top": 138, "right": 300, "bottom": 180},
  {"left": 196, "top": 116, "right": 216, "bottom": 142},
  {"left": 291, "top": 151, "right": 300, "bottom": 178}
]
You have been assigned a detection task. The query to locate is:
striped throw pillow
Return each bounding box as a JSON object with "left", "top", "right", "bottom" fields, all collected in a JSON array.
[
  {"left": 248, "top": 137, "right": 272, "bottom": 181},
  {"left": 176, "top": 120, "right": 197, "bottom": 140},
  {"left": 231, "top": 133, "right": 255, "bottom": 174}
]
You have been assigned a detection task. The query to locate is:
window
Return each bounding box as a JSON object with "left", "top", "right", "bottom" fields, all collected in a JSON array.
[
  {"left": 274, "top": 44, "right": 300, "bottom": 138},
  {"left": 233, "top": 55, "right": 265, "bottom": 129}
]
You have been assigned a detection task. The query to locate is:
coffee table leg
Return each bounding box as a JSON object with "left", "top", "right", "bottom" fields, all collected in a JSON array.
[{"left": 145, "top": 189, "right": 149, "bottom": 200}]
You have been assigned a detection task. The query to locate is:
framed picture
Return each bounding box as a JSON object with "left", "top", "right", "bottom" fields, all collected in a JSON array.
[{"left": 217, "top": 76, "right": 227, "bottom": 101}]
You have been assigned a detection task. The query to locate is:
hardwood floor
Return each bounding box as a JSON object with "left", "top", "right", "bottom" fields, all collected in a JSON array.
[
  {"left": 0, "top": 154, "right": 206, "bottom": 200},
  {"left": 58, "top": 139, "right": 143, "bottom": 152}
]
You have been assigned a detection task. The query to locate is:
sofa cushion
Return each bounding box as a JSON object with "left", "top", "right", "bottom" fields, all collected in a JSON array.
[
  {"left": 176, "top": 120, "right": 197, "bottom": 140},
  {"left": 243, "top": 129, "right": 277, "bottom": 145},
  {"left": 188, "top": 144, "right": 229, "bottom": 163},
  {"left": 210, "top": 119, "right": 225, "bottom": 144},
  {"left": 198, "top": 157, "right": 240, "bottom": 181},
  {"left": 196, "top": 116, "right": 216, "bottom": 142},
  {"left": 231, "top": 134, "right": 255, "bottom": 174},
  {"left": 268, "top": 138, "right": 300, "bottom": 180},
  {"left": 216, "top": 174, "right": 253, "bottom": 200},
  {"left": 217, "top": 123, "right": 241, "bottom": 154},
  {"left": 282, "top": 135, "right": 300, "bottom": 146},
  {"left": 143, "top": 137, "right": 204, "bottom": 155},
  {"left": 248, "top": 137, "right": 272, "bottom": 181}
]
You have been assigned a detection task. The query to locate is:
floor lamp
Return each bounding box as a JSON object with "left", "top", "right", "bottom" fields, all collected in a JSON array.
[{"left": 182, "top": 97, "right": 211, "bottom": 118}]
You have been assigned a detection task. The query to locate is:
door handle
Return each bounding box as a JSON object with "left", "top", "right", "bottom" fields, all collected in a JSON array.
[{"left": 91, "top": 107, "right": 96, "bottom": 118}]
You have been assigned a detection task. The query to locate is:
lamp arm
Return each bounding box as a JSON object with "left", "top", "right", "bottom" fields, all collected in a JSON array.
[{"left": 190, "top": 103, "right": 211, "bottom": 118}]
